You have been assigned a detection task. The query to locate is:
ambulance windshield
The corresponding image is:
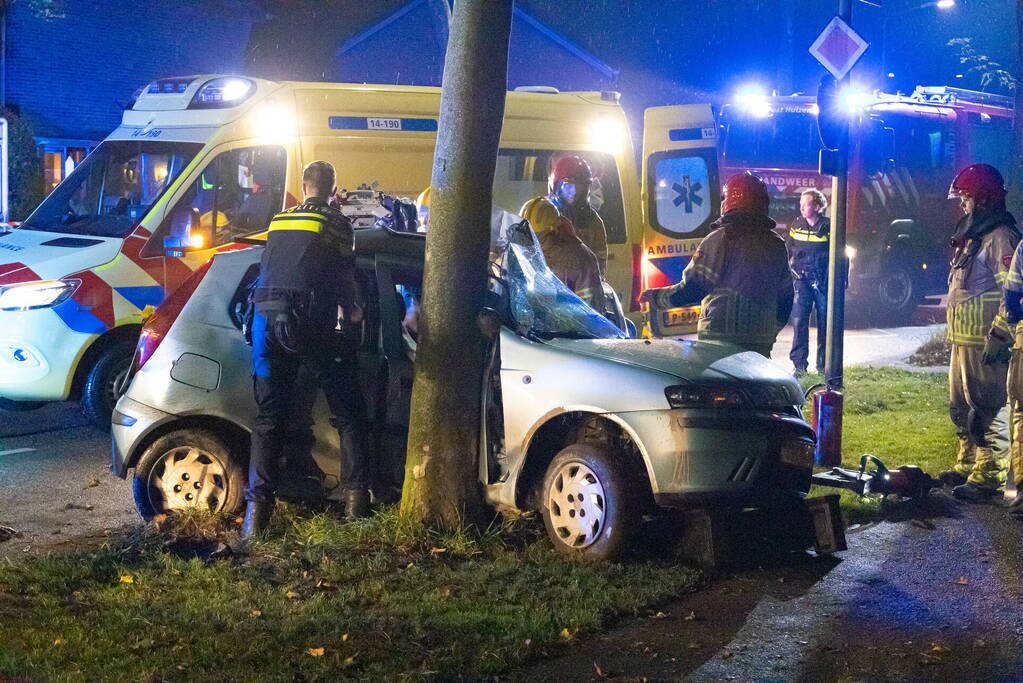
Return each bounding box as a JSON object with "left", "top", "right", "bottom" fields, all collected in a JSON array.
[
  {"left": 21, "top": 140, "right": 202, "bottom": 238},
  {"left": 722, "top": 109, "right": 821, "bottom": 168}
]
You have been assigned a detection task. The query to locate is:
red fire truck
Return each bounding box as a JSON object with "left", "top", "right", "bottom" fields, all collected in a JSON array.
[{"left": 717, "top": 85, "right": 1015, "bottom": 323}]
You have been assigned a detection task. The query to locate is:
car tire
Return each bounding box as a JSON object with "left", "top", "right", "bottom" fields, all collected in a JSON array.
[
  {"left": 873, "top": 262, "right": 918, "bottom": 326},
  {"left": 540, "top": 443, "right": 641, "bottom": 562},
  {"left": 132, "top": 428, "right": 246, "bottom": 521},
  {"left": 0, "top": 397, "right": 48, "bottom": 411},
  {"left": 79, "top": 341, "right": 134, "bottom": 429}
]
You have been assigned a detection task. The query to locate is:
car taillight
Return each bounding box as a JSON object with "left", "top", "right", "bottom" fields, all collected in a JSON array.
[
  {"left": 134, "top": 260, "right": 213, "bottom": 372},
  {"left": 630, "top": 244, "right": 644, "bottom": 312}
]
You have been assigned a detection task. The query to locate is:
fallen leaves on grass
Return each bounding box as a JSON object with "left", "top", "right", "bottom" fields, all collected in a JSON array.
[
  {"left": 119, "top": 575, "right": 134, "bottom": 584},
  {"left": 249, "top": 610, "right": 262, "bottom": 617},
  {"left": 285, "top": 590, "right": 301, "bottom": 599},
  {"left": 306, "top": 647, "right": 325, "bottom": 657}
]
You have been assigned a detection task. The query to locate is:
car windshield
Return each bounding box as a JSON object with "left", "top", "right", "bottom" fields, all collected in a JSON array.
[
  {"left": 21, "top": 140, "right": 202, "bottom": 238},
  {"left": 722, "top": 108, "right": 821, "bottom": 168},
  {"left": 500, "top": 222, "right": 625, "bottom": 341}
]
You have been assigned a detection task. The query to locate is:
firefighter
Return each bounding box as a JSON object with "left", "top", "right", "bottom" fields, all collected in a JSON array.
[
  {"left": 641, "top": 172, "right": 793, "bottom": 356},
  {"left": 941, "top": 163, "right": 1020, "bottom": 503},
  {"left": 243, "top": 160, "right": 371, "bottom": 539},
  {"left": 1001, "top": 207, "right": 1023, "bottom": 515},
  {"left": 786, "top": 188, "right": 830, "bottom": 377},
  {"left": 522, "top": 156, "right": 609, "bottom": 274},
  {"left": 520, "top": 196, "right": 606, "bottom": 311}
]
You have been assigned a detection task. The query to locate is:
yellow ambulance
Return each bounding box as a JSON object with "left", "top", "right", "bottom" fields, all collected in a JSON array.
[{"left": 0, "top": 74, "right": 718, "bottom": 425}]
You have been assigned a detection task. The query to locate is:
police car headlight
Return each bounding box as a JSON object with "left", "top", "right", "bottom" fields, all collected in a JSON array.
[
  {"left": 665, "top": 384, "right": 749, "bottom": 409},
  {"left": 0, "top": 279, "right": 79, "bottom": 311}
]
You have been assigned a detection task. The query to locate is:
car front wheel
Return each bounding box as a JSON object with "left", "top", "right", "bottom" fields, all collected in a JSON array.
[
  {"left": 132, "top": 429, "right": 246, "bottom": 521},
  {"left": 540, "top": 443, "right": 640, "bottom": 562}
]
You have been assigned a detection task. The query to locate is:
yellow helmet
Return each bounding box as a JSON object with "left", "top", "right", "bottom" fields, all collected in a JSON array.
[
  {"left": 416, "top": 186, "right": 431, "bottom": 229},
  {"left": 519, "top": 197, "right": 561, "bottom": 235}
]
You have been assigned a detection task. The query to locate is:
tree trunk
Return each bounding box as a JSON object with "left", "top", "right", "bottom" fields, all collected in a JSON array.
[{"left": 400, "top": 0, "right": 513, "bottom": 529}]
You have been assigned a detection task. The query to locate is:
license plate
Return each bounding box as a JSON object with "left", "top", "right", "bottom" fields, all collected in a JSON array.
[
  {"left": 780, "top": 439, "right": 816, "bottom": 468},
  {"left": 367, "top": 117, "right": 402, "bottom": 130},
  {"left": 661, "top": 306, "right": 700, "bottom": 327}
]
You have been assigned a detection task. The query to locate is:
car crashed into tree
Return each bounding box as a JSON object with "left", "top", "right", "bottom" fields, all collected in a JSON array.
[{"left": 110, "top": 217, "right": 817, "bottom": 561}]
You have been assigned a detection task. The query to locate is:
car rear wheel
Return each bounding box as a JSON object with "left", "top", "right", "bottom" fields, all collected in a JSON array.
[
  {"left": 132, "top": 428, "right": 246, "bottom": 521},
  {"left": 540, "top": 443, "right": 640, "bottom": 562},
  {"left": 80, "top": 340, "right": 134, "bottom": 430}
]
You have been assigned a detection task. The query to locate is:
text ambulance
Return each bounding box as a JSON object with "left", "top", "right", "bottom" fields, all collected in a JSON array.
[{"left": 0, "top": 75, "right": 718, "bottom": 425}]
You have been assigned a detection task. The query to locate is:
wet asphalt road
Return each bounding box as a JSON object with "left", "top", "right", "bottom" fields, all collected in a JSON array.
[{"left": 0, "top": 403, "right": 135, "bottom": 558}]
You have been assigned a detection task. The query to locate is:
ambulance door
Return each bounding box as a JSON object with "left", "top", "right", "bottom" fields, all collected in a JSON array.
[
  {"left": 641, "top": 105, "right": 720, "bottom": 337},
  {"left": 143, "top": 142, "right": 290, "bottom": 294}
]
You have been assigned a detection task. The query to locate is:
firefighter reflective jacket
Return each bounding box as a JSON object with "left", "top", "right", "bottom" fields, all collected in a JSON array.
[
  {"left": 654, "top": 211, "right": 793, "bottom": 347},
  {"left": 254, "top": 197, "right": 356, "bottom": 323},
  {"left": 947, "top": 210, "right": 1020, "bottom": 347},
  {"left": 785, "top": 215, "right": 830, "bottom": 282},
  {"left": 547, "top": 194, "right": 609, "bottom": 275},
  {"left": 521, "top": 196, "right": 606, "bottom": 310}
]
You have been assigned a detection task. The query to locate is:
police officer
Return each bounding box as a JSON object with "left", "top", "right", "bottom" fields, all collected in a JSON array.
[
  {"left": 520, "top": 196, "right": 606, "bottom": 311},
  {"left": 243, "top": 160, "right": 371, "bottom": 539},
  {"left": 786, "top": 188, "right": 830, "bottom": 376},
  {"left": 641, "top": 172, "right": 793, "bottom": 356},
  {"left": 522, "top": 156, "right": 609, "bottom": 274},
  {"left": 941, "top": 163, "right": 1020, "bottom": 503}
]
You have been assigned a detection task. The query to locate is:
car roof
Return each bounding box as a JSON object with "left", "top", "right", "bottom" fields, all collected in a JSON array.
[{"left": 354, "top": 227, "right": 425, "bottom": 261}]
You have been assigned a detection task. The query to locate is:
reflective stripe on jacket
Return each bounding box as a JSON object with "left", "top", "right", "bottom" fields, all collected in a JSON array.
[{"left": 947, "top": 221, "right": 1018, "bottom": 346}]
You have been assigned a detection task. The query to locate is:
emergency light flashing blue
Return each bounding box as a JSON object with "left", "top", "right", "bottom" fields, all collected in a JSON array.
[
  {"left": 734, "top": 85, "right": 772, "bottom": 119},
  {"left": 189, "top": 77, "right": 255, "bottom": 110}
]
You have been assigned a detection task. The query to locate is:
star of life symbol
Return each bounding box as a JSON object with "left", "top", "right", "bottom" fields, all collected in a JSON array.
[{"left": 672, "top": 175, "right": 703, "bottom": 214}]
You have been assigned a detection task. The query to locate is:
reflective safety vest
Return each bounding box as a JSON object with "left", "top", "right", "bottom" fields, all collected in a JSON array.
[
  {"left": 947, "top": 222, "right": 1017, "bottom": 346},
  {"left": 786, "top": 216, "right": 830, "bottom": 282}
]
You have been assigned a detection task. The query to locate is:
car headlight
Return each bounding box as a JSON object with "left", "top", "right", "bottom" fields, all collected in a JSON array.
[
  {"left": 665, "top": 384, "right": 749, "bottom": 409},
  {"left": 0, "top": 279, "right": 79, "bottom": 311},
  {"left": 746, "top": 383, "right": 803, "bottom": 410}
]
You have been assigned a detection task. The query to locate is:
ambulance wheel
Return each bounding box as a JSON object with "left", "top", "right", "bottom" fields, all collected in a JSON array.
[
  {"left": 132, "top": 428, "right": 246, "bottom": 521},
  {"left": 540, "top": 443, "right": 641, "bottom": 562},
  {"left": 0, "top": 397, "right": 48, "bottom": 411},
  {"left": 80, "top": 340, "right": 134, "bottom": 430}
]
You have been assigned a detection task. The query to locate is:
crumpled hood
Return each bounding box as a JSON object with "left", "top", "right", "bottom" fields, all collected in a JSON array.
[
  {"left": 0, "top": 229, "right": 122, "bottom": 282},
  {"left": 544, "top": 336, "right": 802, "bottom": 397}
]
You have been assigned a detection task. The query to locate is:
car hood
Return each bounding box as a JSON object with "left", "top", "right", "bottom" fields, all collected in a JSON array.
[
  {"left": 0, "top": 229, "right": 122, "bottom": 281},
  {"left": 543, "top": 337, "right": 798, "bottom": 385}
]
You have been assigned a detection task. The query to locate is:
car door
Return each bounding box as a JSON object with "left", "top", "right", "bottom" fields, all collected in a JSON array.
[{"left": 641, "top": 105, "right": 721, "bottom": 337}]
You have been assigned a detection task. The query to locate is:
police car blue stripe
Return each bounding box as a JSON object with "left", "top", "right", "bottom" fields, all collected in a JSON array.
[{"left": 114, "top": 285, "right": 165, "bottom": 310}]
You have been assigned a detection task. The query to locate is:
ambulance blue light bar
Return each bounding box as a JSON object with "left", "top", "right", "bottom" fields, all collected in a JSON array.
[
  {"left": 189, "top": 77, "right": 255, "bottom": 110},
  {"left": 147, "top": 78, "right": 195, "bottom": 95}
]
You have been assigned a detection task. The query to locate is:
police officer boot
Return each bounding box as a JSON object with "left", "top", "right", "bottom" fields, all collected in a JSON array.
[
  {"left": 1009, "top": 491, "right": 1023, "bottom": 517},
  {"left": 343, "top": 488, "right": 370, "bottom": 521},
  {"left": 241, "top": 499, "right": 273, "bottom": 540},
  {"left": 952, "top": 482, "right": 999, "bottom": 503}
]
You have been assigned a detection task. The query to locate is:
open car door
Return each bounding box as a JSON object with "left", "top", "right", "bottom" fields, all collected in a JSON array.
[{"left": 641, "top": 105, "right": 720, "bottom": 337}]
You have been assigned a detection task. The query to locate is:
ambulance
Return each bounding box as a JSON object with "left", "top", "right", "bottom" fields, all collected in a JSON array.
[{"left": 0, "top": 74, "right": 718, "bottom": 426}]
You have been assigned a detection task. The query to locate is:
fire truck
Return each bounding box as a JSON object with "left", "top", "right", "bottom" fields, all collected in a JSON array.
[{"left": 717, "top": 85, "right": 1015, "bottom": 324}]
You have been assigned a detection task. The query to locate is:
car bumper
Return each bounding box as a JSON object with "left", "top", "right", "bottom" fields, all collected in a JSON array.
[
  {"left": 111, "top": 395, "right": 175, "bottom": 478},
  {"left": 617, "top": 408, "right": 815, "bottom": 507},
  {"left": 0, "top": 310, "right": 92, "bottom": 401}
]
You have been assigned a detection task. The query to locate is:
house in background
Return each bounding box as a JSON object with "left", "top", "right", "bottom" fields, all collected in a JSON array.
[{"left": 2, "top": 0, "right": 263, "bottom": 192}]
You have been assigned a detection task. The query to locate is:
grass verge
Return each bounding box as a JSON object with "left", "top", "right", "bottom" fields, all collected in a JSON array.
[
  {"left": 907, "top": 326, "right": 951, "bottom": 367},
  {"left": 801, "top": 366, "right": 953, "bottom": 523},
  {"left": 0, "top": 507, "right": 701, "bottom": 681}
]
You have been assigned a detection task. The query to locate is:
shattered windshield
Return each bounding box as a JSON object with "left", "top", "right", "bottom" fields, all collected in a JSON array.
[
  {"left": 499, "top": 221, "right": 625, "bottom": 341},
  {"left": 21, "top": 140, "right": 201, "bottom": 238}
]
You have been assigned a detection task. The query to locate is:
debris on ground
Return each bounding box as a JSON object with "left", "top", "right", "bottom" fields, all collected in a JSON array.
[{"left": 0, "top": 525, "right": 19, "bottom": 543}]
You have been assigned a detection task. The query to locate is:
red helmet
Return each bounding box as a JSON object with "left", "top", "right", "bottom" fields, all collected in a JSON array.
[
  {"left": 721, "top": 172, "right": 770, "bottom": 215},
  {"left": 549, "top": 155, "right": 592, "bottom": 194},
  {"left": 948, "top": 163, "right": 1006, "bottom": 207}
]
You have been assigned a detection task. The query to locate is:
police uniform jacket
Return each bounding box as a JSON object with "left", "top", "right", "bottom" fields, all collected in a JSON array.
[
  {"left": 785, "top": 215, "right": 830, "bottom": 283},
  {"left": 254, "top": 197, "right": 357, "bottom": 326},
  {"left": 654, "top": 211, "right": 793, "bottom": 348},
  {"left": 947, "top": 210, "right": 1020, "bottom": 347}
]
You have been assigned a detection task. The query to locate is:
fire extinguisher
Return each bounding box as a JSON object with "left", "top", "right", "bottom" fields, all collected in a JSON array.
[{"left": 806, "top": 383, "right": 843, "bottom": 467}]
